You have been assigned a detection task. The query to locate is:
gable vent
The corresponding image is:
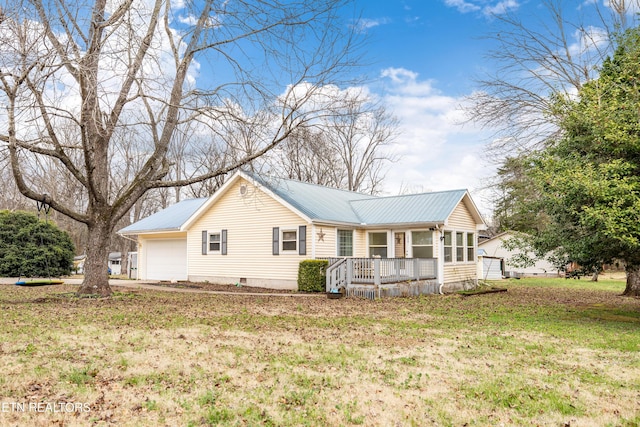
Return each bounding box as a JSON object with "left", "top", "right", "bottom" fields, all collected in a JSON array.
[{"left": 239, "top": 184, "right": 248, "bottom": 196}]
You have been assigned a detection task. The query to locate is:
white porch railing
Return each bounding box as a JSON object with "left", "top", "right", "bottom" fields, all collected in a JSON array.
[{"left": 326, "top": 257, "right": 438, "bottom": 292}]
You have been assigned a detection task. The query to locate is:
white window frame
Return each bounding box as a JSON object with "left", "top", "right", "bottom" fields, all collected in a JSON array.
[
  {"left": 456, "top": 232, "right": 465, "bottom": 262},
  {"left": 337, "top": 229, "right": 354, "bottom": 257},
  {"left": 410, "top": 230, "right": 434, "bottom": 259},
  {"left": 467, "top": 232, "right": 475, "bottom": 262},
  {"left": 444, "top": 230, "right": 476, "bottom": 264},
  {"left": 281, "top": 228, "right": 298, "bottom": 253},
  {"left": 443, "top": 231, "right": 453, "bottom": 263},
  {"left": 368, "top": 231, "right": 389, "bottom": 258},
  {"left": 209, "top": 232, "right": 221, "bottom": 252}
]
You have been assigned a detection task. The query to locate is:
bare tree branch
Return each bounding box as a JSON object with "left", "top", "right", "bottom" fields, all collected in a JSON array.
[{"left": 0, "top": 0, "right": 360, "bottom": 295}]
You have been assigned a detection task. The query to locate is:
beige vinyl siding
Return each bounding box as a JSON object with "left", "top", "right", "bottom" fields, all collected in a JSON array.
[
  {"left": 186, "top": 178, "right": 309, "bottom": 289},
  {"left": 443, "top": 202, "right": 479, "bottom": 286},
  {"left": 354, "top": 229, "right": 367, "bottom": 257},
  {"left": 312, "top": 225, "right": 337, "bottom": 258},
  {"left": 138, "top": 232, "right": 187, "bottom": 280},
  {"left": 447, "top": 203, "right": 477, "bottom": 229},
  {"left": 443, "top": 263, "right": 477, "bottom": 285}
]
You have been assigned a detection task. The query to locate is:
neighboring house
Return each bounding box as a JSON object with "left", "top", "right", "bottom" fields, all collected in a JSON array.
[
  {"left": 74, "top": 253, "right": 125, "bottom": 276},
  {"left": 119, "top": 170, "right": 486, "bottom": 292},
  {"left": 108, "top": 252, "right": 122, "bottom": 275},
  {"left": 478, "top": 232, "right": 560, "bottom": 277}
]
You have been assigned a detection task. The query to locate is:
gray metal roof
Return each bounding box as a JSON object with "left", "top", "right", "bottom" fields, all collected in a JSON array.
[
  {"left": 248, "top": 172, "right": 469, "bottom": 226},
  {"left": 120, "top": 171, "right": 477, "bottom": 235},
  {"left": 350, "top": 190, "right": 467, "bottom": 225},
  {"left": 247, "top": 172, "right": 373, "bottom": 223},
  {"left": 118, "top": 198, "right": 208, "bottom": 234}
]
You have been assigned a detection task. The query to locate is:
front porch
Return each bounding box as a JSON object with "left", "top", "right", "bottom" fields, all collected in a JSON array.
[{"left": 326, "top": 257, "right": 439, "bottom": 299}]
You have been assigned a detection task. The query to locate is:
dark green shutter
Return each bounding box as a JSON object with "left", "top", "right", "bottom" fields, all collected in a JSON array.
[
  {"left": 201, "top": 230, "right": 207, "bottom": 255},
  {"left": 272, "top": 227, "right": 279, "bottom": 255},
  {"left": 299, "top": 225, "right": 306, "bottom": 255}
]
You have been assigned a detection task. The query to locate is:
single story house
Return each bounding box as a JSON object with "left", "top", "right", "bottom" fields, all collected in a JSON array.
[
  {"left": 478, "top": 232, "right": 560, "bottom": 277},
  {"left": 73, "top": 252, "right": 126, "bottom": 276},
  {"left": 108, "top": 252, "right": 122, "bottom": 275},
  {"left": 119, "top": 170, "right": 486, "bottom": 292}
]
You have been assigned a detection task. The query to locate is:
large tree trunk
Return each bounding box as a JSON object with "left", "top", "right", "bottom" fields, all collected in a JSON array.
[
  {"left": 623, "top": 264, "right": 640, "bottom": 297},
  {"left": 77, "top": 220, "right": 113, "bottom": 296}
]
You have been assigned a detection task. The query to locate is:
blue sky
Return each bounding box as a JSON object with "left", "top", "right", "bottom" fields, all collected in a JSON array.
[
  {"left": 344, "top": 0, "right": 633, "bottom": 216},
  {"left": 349, "top": 0, "right": 502, "bottom": 214},
  {"left": 355, "top": 1, "right": 494, "bottom": 95}
]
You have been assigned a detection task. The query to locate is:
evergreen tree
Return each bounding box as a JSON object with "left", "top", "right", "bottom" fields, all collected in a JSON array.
[
  {"left": 522, "top": 27, "right": 640, "bottom": 295},
  {"left": 0, "top": 211, "right": 75, "bottom": 277}
]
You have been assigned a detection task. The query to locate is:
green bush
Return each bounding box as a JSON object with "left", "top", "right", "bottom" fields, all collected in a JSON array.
[
  {"left": 0, "top": 210, "right": 75, "bottom": 277},
  {"left": 298, "top": 259, "right": 328, "bottom": 292}
]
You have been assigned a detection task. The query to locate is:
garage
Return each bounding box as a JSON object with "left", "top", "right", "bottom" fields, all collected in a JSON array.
[{"left": 144, "top": 239, "right": 188, "bottom": 281}]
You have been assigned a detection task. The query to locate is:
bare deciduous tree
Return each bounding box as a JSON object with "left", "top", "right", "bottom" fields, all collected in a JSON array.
[
  {"left": 467, "top": 0, "right": 639, "bottom": 156},
  {"left": 267, "top": 88, "right": 399, "bottom": 194},
  {"left": 0, "top": 0, "right": 359, "bottom": 295},
  {"left": 323, "top": 90, "right": 399, "bottom": 194}
]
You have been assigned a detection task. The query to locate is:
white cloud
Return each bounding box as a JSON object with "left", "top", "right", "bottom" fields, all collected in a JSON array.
[
  {"left": 482, "top": 0, "right": 520, "bottom": 16},
  {"left": 177, "top": 13, "right": 223, "bottom": 28},
  {"left": 351, "top": 17, "right": 390, "bottom": 33},
  {"left": 444, "top": 0, "right": 481, "bottom": 14},
  {"left": 444, "top": 0, "right": 520, "bottom": 16},
  {"left": 568, "top": 25, "right": 609, "bottom": 57},
  {"left": 374, "top": 68, "right": 495, "bottom": 216}
]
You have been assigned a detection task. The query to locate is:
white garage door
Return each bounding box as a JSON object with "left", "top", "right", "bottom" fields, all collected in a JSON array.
[{"left": 145, "top": 239, "right": 188, "bottom": 281}]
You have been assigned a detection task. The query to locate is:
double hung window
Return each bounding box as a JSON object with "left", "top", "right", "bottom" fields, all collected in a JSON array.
[
  {"left": 282, "top": 230, "right": 297, "bottom": 252},
  {"left": 411, "top": 231, "right": 433, "bottom": 258},
  {"left": 338, "top": 230, "right": 353, "bottom": 257},
  {"left": 368, "top": 232, "right": 388, "bottom": 258}
]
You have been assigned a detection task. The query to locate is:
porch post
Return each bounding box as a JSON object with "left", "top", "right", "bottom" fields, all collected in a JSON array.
[
  {"left": 436, "top": 229, "right": 444, "bottom": 287},
  {"left": 414, "top": 258, "right": 420, "bottom": 281},
  {"left": 374, "top": 258, "right": 381, "bottom": 286}
]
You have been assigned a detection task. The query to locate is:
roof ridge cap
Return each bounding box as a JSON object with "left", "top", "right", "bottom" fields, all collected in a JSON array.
[{"left": 244, "top": 169, "right": 378, "bottom": 198}]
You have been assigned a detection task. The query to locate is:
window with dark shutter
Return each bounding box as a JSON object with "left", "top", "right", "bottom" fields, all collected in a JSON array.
[
  {"left": 209, "top": 233, "right": 221, "bottom": 251},
  {"left": 282, "top": 230, "right": 297, "bottom": 251},
  {"left": 201, "top": 230, "right": 207, "bottom": 255}
]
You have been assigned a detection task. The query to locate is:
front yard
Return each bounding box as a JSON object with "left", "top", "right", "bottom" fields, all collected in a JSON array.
[{"left": 0, "top": 277, "right": 638, "bottom": 426}]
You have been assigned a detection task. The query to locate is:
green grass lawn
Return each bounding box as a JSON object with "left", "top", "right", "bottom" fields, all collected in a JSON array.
[
  {"left": 502, "top": 275, "right": 628, "bottom": 292},
  {"left": 0, "top": 277, "right": 638, "bottom": 426}
]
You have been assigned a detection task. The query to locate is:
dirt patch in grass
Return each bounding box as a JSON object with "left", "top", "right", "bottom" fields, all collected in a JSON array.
[
  {"left": 148, "top": 281, "right": 301, "bottom": 294},
  {"left": 0, "top": 281, "right": 639, "bottom": 426}
]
